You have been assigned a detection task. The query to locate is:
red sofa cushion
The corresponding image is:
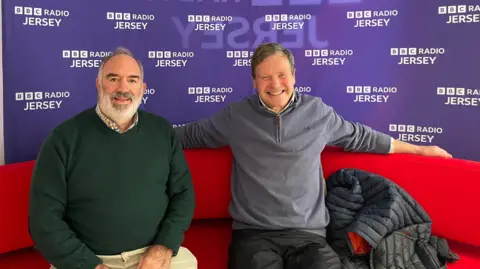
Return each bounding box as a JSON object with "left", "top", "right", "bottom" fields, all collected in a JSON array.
[
  {"left": 1, "top": 219, "right": 479, "bottom": 269},
  {"left": 183, "top": 220, "right": 480, "bottom": 269}
]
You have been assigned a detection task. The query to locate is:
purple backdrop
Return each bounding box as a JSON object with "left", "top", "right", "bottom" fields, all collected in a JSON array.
[{"left": 3, "top": 0, "right": 480, "bottom": 164}]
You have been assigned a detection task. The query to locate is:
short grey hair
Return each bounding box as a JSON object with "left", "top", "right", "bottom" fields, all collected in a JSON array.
[
  {"left": 97, "top": 46, "right": 144, "bottom": 81},
  {"left": 251, "top": 42, "right": 295, "bottom": 78}
]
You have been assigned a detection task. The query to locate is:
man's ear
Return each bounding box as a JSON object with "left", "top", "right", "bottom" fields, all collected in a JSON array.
[{"left": 96, "top": 77, "right": 101, "bottom": 93}]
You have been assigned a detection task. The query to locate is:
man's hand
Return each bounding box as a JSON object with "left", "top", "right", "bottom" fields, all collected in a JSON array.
[
  {"left": 392, "top": 139, "right": 452, "bottom": 158},
  {"left": 417, "top": 145, "right": 452, "bottom": 158},
  {"left": 137, "top": 245, "right": 173, "bottom": 269},
  {"left": 95, "top": 265, "right": 111, "bottom": 269}
]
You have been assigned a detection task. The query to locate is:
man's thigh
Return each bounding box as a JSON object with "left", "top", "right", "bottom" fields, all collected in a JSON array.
[
  {"left": 50, "top": 246, "right": 197, "bottom": 269},
  {"left": 228, "top": 229, "right": 284, "bottom": 269},
  {"left": 284, "top": 236, "right": 341, "bottom": 269},
  {"left": 118, "top": 246, "right": 197, "bottom": 269},
  {"left": 168, "top": 247, "right": 198, "bottom": 269}
]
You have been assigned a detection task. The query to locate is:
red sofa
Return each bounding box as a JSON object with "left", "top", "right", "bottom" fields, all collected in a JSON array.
[{"left": 1, "top": 147, "right": 479, "bottom": 268}]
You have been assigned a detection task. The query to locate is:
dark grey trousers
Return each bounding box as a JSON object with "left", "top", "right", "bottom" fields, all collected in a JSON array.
[{"left": 228, "top": 229, "right": 342, "bottom": 269}]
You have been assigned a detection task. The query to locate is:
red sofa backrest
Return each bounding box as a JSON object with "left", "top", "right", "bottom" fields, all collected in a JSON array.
[
  {"left": 185, "top": 147, "right": 480, "bottom": 248},
  {"left": 184, "top": 148, "right": 233, "bottom": 220},
  {"left": 1, "top": 147, "right": 479, "bottom": 255}
]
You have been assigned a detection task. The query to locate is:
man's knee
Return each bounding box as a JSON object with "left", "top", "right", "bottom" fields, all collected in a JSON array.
[
  {"left": 170, "top": 247, "right": 197, "bottom": 269},
  {"left": 228, "top": 231, "right": 283, "bottom": 269},
  {"left": 228, "top": 247, "right": 283, "bottom": 269},
  {"left": 286, "top": 242, "right": 341, "bottom": 269}
]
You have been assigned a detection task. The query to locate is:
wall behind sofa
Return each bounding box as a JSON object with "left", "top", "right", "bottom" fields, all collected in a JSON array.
[{"left": 1, "top": 0, "right": 479, "bottom": 165}]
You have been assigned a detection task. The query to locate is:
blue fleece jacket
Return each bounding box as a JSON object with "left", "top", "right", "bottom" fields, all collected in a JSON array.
[{"left": 175, "top": 92, "right": 392, "bottom": 236}]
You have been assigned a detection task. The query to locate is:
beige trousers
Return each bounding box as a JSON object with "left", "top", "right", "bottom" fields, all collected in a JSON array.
[{"left": 50, "top": 246, "right": 197, "bottom": 269}]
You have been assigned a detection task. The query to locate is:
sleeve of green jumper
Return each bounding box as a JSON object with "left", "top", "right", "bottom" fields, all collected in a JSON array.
[
  {"left": 323, "top": 102, "right": 392, "bottom": 154},
  {"left": 153, "top": 130, "right": 195, "bottom": 255},
  {"left": 29, "top": 133, "right": 102, "bottom": 269},
  {"left": 174, "top": 105, "right": 232, "bottom": 149}
]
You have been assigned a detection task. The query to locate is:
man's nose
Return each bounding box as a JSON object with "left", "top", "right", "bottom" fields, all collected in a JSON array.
[
  {"left": 117, "top": 78, "right": 129, "bottom": 91},
  {"left": 271, "top": 77, "right": 281, "bottom": 88}
]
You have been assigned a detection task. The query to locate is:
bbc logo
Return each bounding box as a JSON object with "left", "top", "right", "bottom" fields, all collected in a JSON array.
[
  {"left": 346, "top": 10, "right": 372, "bottom": 19},
  {"left": 148, "top": 51, "right": 172, "bottom": 59},
  {"left": 437, "top": 87, "right": 465, "bottom": 96},
  {"left": 389, "top": 124, "right": 415, "bottom": 133},
  {"left": 390, "top": 48, "right": 417, "bottom": 56},
  {"left": 226, "top": 51, "right": 251, "bottom": 58},
  {"left": 188, "top": 87, "right": 210, "bottom": 94},
  {"left": 63, "top": 50, "right": 89, "bottom": 58},
  {"left": 304, "top": 50, "right": 328, "bottom": 57},
  {"left": 106, "top": 12, "right": 131, "bottom": 20},
  {"left": 15, "top": 92, "right": 43, "bottom": 101},
  {"left": 438, "top": 5, "right": 467, "bottom": 15},
  {"left": 188, "top": 15, "right": 210, "bottom": 22},
  {"left": 265, "top": 14, "right": 288, "bottom": 22},
  {"left": 14, "top": 6, "right": 43, "bottom": 16},
  {"left": 346, "top": 86, "right": 371, "bottom": 94}
]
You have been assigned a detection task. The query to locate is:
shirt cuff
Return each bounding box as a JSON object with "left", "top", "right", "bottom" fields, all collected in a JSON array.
[{"left": 388, "top": 137, "right": 394, "bottom": 154}]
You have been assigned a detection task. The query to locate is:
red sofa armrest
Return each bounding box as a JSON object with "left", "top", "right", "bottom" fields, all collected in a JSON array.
[
  {"left": 321, "top": 147, "right": 480, "bottom": 247},
  {"left": 0, "top": 161, "right": 36, "bottom": 254}
]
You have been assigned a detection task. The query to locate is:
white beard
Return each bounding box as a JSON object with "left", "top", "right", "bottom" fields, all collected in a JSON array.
[{"left": 98, "top": 90, "right": 142, "bottom": 125}]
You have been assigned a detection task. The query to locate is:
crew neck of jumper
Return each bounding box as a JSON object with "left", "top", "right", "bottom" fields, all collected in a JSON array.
[{"left": 89, "top": 107, "right": 142, "bottom": 137}]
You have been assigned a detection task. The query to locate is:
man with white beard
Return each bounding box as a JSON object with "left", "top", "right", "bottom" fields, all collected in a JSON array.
[{"left": 29, "top": 47, "right": 197, "bottom": 269}]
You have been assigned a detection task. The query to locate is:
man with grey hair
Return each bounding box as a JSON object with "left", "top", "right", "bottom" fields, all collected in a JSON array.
[
  {"left": 175, "top": 42, "right": 452, "bottom": 269},
  {"left": 29, "top": 47, "right": 197, "bottom": 269}
]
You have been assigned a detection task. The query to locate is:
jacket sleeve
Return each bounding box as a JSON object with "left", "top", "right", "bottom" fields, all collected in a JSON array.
[
  {"left": 322, "top": 102, "right": 392, "bottom": 154},
  {"left": 153, "top": 128, "right": 195, "bottom": 255},
  {"left": 29, "top": 133, "right": 102, "bottom": 269},
  {"left": 174, "top": 106, "right": 232, "bottom": 149}
]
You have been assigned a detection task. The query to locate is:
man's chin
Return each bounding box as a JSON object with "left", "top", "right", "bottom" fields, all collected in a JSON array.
[
  {"left": 112, "top": 103, "right": 132, "bottom": 111},
  {"left": 109, "top": 109, "right": 137, "bottom": 123},
  {"left": 265, "top": 95, "right": 289, "bottom": 104},
  {"left": 101, "top": 101, "right": 139, "bottom": 119}
]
